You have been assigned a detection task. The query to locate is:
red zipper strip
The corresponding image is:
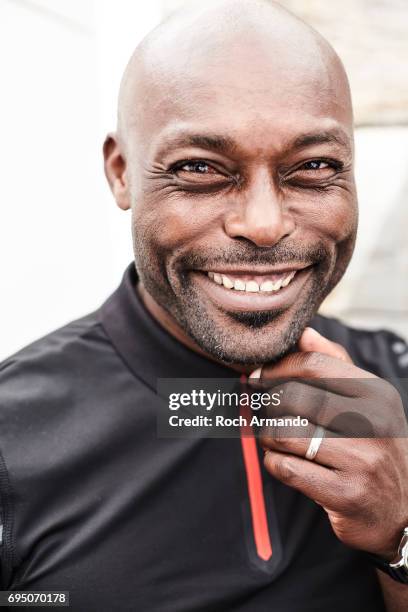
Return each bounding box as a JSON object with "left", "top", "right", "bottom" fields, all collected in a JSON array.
[{"left": 239, "top": 375, "right": 272, "bottom": 561}]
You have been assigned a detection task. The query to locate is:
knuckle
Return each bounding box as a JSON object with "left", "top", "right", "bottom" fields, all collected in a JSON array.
[
  {"left": 259, "top": 430, "right": 275, "bottom": 448},
  {"left": 372, "top": 378, "right": 403, "bottom": 414},
  {"left": 343, "top": 479, "right": 367, "bottom": 510},
  {"left": 276, "top": 457, "right": 297, "bottom": 482},
  {"left": 265, "top": 453, "right": 296, "bottom": 482},
  {"left": 385, "top": 382, "right": 403, "bottom": 411},
  {"left": 330, "top": 475, "right": 362, "bottom": 512},
  {"left": 272, "top": 434, "right": 291, "bottom": 448},
  {"left": 302, "top": 351, "right": 326, "bottom": 375},
  {"left": 279, "top": 382, "right": 300, "bottom": 406},
  {"left": 332, "top": 484, "right": 350, "bottom": 512},
  {"left": 363, "top": 449, "right": 385, "bottom": 475},
  {"left": 260, "top": 429, "right": 289, "bottom": 449}
]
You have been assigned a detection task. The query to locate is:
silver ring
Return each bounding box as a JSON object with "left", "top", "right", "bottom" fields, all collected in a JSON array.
[{"left": 305, "top": 425, "right": 325, "bottom": 461}]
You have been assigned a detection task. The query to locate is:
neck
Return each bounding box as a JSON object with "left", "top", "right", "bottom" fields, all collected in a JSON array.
[{"left": 136, "top": 281, "right": 257, "bottom": 375}]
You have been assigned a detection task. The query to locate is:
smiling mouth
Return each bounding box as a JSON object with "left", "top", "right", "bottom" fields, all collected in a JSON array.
[
  {"left": 190, "top": 264, "right": 313, "bottom": 313},
  {"left": 206, "top": 269, "right": 299, "bottom": 293},
  {"left": 191, "top": 264, "right": 315, "bottom": 312}
]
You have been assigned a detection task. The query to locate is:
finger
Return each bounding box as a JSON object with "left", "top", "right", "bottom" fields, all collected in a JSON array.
[
  {"left": 250, "top": 350, "right": 375, "bottom": 383},
  {"left": 298, "top": 327, "right": 353, "bottom": 364},
  {"left": 250, "top": 364, "right": 375, "bottom": 400},
  {"left": 248, "top": 328, "right": 354, "bottom": 381},
  {"left": 260, "top": 419, "right": 346, "bottom": 469},
  {"left": 269, "top": 380, "right": 342, "bottom": 419},
  {"left": 263, "top": 381, "right": 380, "bottom": 436},
  {"left": 263, "top": 450, "right": 344, "bottom": 511}
]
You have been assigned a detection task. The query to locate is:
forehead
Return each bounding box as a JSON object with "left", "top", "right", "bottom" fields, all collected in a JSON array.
[{"left": 129, "top": 31, "right": 353, "bottom": 156}]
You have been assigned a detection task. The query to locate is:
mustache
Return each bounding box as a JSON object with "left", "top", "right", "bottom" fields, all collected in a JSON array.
[{"left": 177, "top": 241, "right": 330, "bottom": 270}]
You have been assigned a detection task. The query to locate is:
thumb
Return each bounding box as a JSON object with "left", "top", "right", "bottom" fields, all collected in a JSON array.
[{"left": 298, "top": 327, "right": 353, "bottom": 364}]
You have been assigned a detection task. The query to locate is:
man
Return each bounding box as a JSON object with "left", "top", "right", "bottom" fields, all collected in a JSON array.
[{"left": 1, "top": 1, "right": 408, "bottom": 610}]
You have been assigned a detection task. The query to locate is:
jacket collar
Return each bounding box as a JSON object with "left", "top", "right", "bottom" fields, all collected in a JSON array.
[{"left": 99, "top": 263, "right": 236, "bottom": 390}]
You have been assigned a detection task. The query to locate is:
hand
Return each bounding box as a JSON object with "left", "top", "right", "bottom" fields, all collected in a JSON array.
[{"left": 250, "top": 327, "right": 408, "bottom": 560}]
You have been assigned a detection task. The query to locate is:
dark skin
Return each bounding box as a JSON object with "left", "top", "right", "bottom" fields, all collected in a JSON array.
[{"left": 104, "top": 1, "right": 408, "bottom": 607}]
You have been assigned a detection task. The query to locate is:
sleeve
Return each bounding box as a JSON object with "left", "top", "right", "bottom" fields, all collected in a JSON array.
[
  {"left": 0, "top": 450, "right": 14, "bottom": 590},
  {"left": 351, "top": 328, "right": 408, "bottom": 427},
  {"left": 313, "top": 316, "right": 408, "bottom": 421},
  {"left": 351, "top": 327, "right": 408, "bottom": 379},
  {"left": 0, "top": 522, "right": 3, "bottom": 589},
  {"left": 384, "top": 330, "right": 408, "bottom": 376},
  {"left": 312, "top": 314, "right": 408, "bottom": 378}
]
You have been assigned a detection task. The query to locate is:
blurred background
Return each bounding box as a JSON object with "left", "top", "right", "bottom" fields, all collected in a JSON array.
[{"left": 1, "top": 0, "right": 407, "bottom": 360}]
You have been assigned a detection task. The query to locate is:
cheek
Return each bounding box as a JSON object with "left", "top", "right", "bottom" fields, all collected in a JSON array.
[
  {"left": 133, "top": 193, "right": 223, "bottom": 253},
  {"left": 292, "top": 191, "right": 358, "bottom": 245}
]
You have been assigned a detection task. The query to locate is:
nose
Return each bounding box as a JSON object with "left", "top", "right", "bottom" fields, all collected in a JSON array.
[{"left": 224, "top": 167, "right": 295, "bottom": 247}]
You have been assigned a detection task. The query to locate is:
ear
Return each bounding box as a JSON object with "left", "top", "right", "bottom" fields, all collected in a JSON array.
[{"left": 103, "top": 133, "right": 130, "bottom": 211}]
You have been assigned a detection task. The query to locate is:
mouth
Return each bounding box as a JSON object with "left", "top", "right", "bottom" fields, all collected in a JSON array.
[
  {"left": 207, "top": 268, "right": 298, "bottom": 292},
  {"left": 191, "top": 265, "right": 314, "bottom": 313}
]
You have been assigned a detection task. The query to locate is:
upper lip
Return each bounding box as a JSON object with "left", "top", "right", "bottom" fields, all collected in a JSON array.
[{"left": 198, "top": 264, "right": 312, "bottom": 275}]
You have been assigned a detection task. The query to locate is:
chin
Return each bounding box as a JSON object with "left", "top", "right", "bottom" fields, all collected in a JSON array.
[{"left": 186, "top": 308, "right": 306, "bottom": 366}]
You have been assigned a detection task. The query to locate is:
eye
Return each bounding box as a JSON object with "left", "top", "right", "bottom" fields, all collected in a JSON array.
[
  {"left": 169, "top": 159, "right": 233, "bottom": 192},
  {"left": 302, "top": 160, "right": 330, "bottom": 171},
  {"left": 283, "top": 158, "right": 343, "bottom": 187},
  {"left": 176, "top": 161, "right": 219, "bottom": 175}
]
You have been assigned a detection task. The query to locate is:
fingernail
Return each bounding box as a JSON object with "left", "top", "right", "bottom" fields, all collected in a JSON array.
[{"left": 249, "top": 366, "right": 263, "bottom": 379}]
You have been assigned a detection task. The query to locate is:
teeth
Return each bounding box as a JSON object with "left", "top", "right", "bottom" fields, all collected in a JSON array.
[
  {"left": 207, "top": 270, "right": 297, "bottom": 293},
  {"left": 245, "top": 281, "right": 259, "bottom": 292},
  {"left": 260, "top": 280, "right": 274, "bottom": 292},
  {"left": 281, "top": 271, "right": 296, "bottom": 287},
  {"left": 234, "top": 279, "right": 246, "bottom": 291},
  {"left": 222, "top": 275, "right": 234, "bottom": 289}
]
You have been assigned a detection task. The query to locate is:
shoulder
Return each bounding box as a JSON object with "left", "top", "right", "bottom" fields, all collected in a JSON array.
[
  {"left": 311, "top": 314, "right": 408, "bottom": 378},
  {"left": 1, "top": 311, "right": 108, "bottom": 367},
  {"left": 0, "top": 312, "right": 115, "bottom": 415}
]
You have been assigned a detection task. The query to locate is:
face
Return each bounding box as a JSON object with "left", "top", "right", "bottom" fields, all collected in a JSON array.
[{"left": 106, "top": 36, "right": 357, "bottom": 366}]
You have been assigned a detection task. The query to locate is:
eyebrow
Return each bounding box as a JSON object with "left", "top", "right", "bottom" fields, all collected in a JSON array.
[
  {"left": 291, "top": 131, "right": 351, "bottom": 152},
  {"left": 157, "top": 133, "right": 237, "bottom": 157},
  {"left": 157, "top": 128, "right": 351, "bottom": 158}
]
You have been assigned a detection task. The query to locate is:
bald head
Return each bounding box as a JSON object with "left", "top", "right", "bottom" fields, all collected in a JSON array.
[{"left": 117, "top": 0, "right": 352, "bottom": 147}]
